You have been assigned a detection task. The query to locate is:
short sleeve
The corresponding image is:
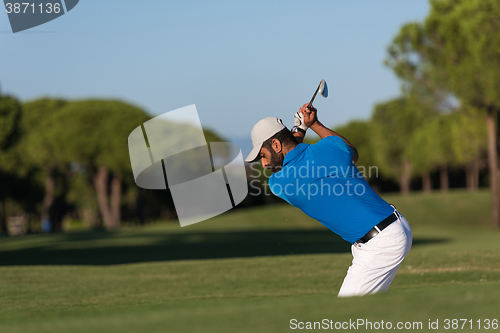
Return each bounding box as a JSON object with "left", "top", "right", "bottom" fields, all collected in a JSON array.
[{"left": 312, "top": 136, "right": 353, "bottom": 158}]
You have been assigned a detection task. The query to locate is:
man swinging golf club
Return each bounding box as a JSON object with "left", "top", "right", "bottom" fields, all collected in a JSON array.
[{"left": 245, "top": 86, "right": 412, "bottom": 297}]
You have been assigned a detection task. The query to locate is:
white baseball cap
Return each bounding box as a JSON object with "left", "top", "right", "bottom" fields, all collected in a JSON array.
[{"left": 245, "top": 117, "right": 287, "bottom": 162}]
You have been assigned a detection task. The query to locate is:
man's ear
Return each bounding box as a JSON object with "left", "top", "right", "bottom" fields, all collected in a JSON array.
[{"left": 271, "top": 139, "right": 282, "bottom": 153}]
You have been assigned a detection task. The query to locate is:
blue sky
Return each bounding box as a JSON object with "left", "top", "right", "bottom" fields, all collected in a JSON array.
[{"left": 0, "top": 0, "right": 429, "bottom": 152}]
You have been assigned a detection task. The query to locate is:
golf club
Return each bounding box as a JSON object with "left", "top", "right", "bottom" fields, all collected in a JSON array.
[{"left": 308, "top": 79, "right": 328, "bottom": 108}]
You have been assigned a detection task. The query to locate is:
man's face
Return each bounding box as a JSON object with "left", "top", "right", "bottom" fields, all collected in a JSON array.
[{"left": 259, "top": 146, "right": 284, "bottom": 173}]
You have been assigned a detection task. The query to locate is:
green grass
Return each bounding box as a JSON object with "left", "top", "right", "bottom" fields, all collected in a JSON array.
[{"left": 1, "top": 189, "right": 499, "bottom": 332}]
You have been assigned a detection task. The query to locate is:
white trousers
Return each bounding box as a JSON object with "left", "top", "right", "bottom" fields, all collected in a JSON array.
[{"left": 338, "top": 211, "right": 412, "bottom": 297}]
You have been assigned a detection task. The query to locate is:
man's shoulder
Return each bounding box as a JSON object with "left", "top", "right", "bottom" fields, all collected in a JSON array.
[{"left": 311, "top": 136, "right": 352, "bottom": 155}]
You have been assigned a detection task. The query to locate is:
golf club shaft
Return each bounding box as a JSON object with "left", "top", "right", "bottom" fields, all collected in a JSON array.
[{"left": 308, "top": 83, "right": 321, "bottom": 108}]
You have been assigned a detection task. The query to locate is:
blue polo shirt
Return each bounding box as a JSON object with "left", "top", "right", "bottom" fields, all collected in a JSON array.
[{"left": 269, "top": 136, "right": 394, "bottom": 243}]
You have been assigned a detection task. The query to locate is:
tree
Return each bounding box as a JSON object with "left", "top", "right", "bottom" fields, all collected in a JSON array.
[
  {"left": 0, "top": 90, "right": 22, "bottom": 233},
  {"left": 21, "top": 99, "right": 69, "bottom": 232},
  {"left": 448, "top": 107, "right": 487, "bottom": 191},
  {"left": 0, "top": 93, "right": 21, "bottom": 150},
  {"left": 387, "top": 0, "right": 500, "bottom": 227},
  {"left": 51, "top": 100, "right": 150, "bottom": 231},
  {"left": 406, "top": 114, "right": 455, "bottom": 192},
  {"left": 371, "top": 97, "right": 434, "bottom": 194}
]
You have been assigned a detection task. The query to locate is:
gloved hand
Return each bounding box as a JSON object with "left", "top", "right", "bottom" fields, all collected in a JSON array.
[{"left": 294, "top": 110, "right": 309, "bottom": 132}]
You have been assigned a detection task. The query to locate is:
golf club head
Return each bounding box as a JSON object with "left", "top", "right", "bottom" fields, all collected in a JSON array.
[
  {"left": 308, "top": 79, "right": 328, "bottom": 108},
  {"left": 319, "top": 80, "right": 328, "bottom": 98}
]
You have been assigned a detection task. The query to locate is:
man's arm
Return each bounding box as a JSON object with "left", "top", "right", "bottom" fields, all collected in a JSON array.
[
  {"left": 299, "top": 103, "right": 359, "bottom": 163},
  {"left": 292, "top": 132, "right": 305, "bottom": 144}
]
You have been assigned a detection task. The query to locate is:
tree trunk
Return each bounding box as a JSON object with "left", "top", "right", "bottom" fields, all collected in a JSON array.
[
  {"left": 472, "top": 158, "right": 480, "bottom": 190},
  {"left": 0, "top": 197, "right": 6, "bottom": 234},
  {"left": 110, "top": 174, "right": 122, "bottom": 230},
  {"left": 440, "top": 165, "right": 449, "bottom": 192},
  {"left": 137, "top": 190, "right": 145, "bottom": 225},
  {"left": 93, "top": 166, "right": 114, "bottom": 230},
  {"left": 80, "top": 208, "right": 99, "bottom": 229},
  {"left": 49, "top": 202, "right": 65, "bottom": 232},
  {"left": 487, "top": 107, "right": 500, "bottom": 228},
  {"left": 466, "top": 163, "right": 472, "bottom": 190},
  {"left": 400, "top": 159, "right": 412, "bottom": 195},
  {"left": 466, "top": 158, "right": 480, "bottom": 191},
  {"left": 422, "top": 171, "right": 432, "bottom": 193},
  {"left": 42, "top": 169, "right": 55, "bottom": 231}
]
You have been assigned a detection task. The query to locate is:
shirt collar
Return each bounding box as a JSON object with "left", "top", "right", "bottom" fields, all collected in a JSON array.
[{"left": 283, "top": 143, "right": 308, "bottom": 166}]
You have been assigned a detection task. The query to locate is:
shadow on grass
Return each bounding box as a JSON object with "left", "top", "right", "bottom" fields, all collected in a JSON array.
[{"left": 0, "top": 229, "right": 448, "bottom": 266}]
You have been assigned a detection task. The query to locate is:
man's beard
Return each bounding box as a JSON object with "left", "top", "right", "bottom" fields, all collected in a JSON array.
[{"left": 266, "top": 149, "right": 284, "bottom": 173}]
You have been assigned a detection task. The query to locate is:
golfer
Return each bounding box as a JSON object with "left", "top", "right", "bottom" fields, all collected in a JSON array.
[{"left": 245, "top": 103, "right": 412, "bottom": 297}]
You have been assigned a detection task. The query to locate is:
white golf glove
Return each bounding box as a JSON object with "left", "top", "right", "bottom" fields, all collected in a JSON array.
[{"left": 294, "top": 111, "right": 308, "bottom": 131}]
